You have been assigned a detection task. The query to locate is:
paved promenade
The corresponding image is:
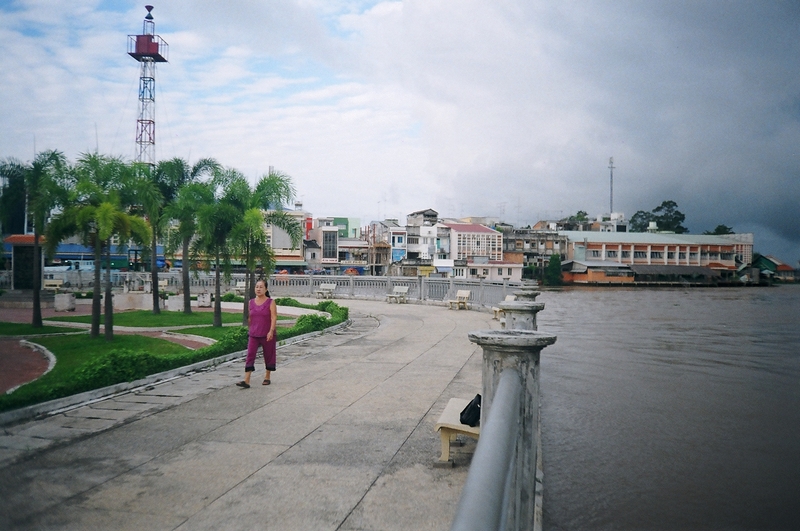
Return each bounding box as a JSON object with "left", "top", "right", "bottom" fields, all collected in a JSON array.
[{"left": 0, "top": 299, "right": 495, "bottom": 530}]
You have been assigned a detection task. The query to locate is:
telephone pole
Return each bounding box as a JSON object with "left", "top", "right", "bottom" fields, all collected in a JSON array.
[{"left": 608, "top": 157, "right": 615, "bottom": 213}]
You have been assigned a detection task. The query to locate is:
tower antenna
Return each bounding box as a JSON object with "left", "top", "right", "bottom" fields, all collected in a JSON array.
[
  {"left": 608, "top": 156, "right": 615, "bottom": 213},
  {"left": 128, "top": 5, "right": 168, "bottom": 169}
]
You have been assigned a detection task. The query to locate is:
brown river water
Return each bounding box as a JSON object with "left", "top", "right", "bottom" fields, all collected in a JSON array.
[{"left": 536, "top": 285, "right": 800, "bottom": 530}]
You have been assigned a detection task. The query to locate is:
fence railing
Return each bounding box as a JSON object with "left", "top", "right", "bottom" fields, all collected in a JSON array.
[
  {"left": 2, "top": 271, "right": 522, "bottom": 308},
  {"left": 450, "top": 369, "right": 522, "bottom": 531}
]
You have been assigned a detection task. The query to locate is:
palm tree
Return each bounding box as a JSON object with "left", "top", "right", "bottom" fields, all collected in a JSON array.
[
  {"left": 194, "top": 168, "right": 243, "bottom": 327},
  {"left": 228, "top": 170, "right": 302, "bottom": 325},
  {"left": 46, "top": 153, "right": 149, "bottom": 339},
  {"left": 143, "top": 158, "right": 219, "bottom": 314},
  {"left": 0, "top": 151, "right": 70, "bottom": 327},
  {"left": 164, "top": 182, "right": 214, "bottom": 314}
]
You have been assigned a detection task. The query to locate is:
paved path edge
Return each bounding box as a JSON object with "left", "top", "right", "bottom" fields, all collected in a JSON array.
[{"left": 0, "top": 319, "right": 352, "bottom": 427}]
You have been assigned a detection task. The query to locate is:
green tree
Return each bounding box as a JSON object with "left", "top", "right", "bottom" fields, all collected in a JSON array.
[
  {"left": 164, "top": 181, "right": 215, "bottom": 314},
  {"left": 543, "top": 254, "right": 563, "bottom": 286},
  {"left": 194, "top": 168, "right": 243, "bottom": 327},
  {"left": 629, "top": 210, "right": 654, "bottom": 232},
  {"left": 143, "top": 158, "right": 220, "bottom": 314},
  {"left": 227, "top": 170, "right": 302, "bottom": 325},
  {"left": 47, "top": 153, "right": 149, "bottom": 339},
  {"left": 0, "top": 151, "right": 70, "bottom": 327},
  {"left": 652, "top": 200, "right": 688, "bottom": 233},
  {"left": 629, "top": 200, "right": 688, "bottom": 233},
  {"left": 703, "top": 224, "right": 734, "bottom": 235}
]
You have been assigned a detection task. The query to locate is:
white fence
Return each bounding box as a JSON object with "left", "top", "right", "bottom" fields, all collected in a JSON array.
[{"left": 3, "top": 271, "right": 524, "bottom": 309}]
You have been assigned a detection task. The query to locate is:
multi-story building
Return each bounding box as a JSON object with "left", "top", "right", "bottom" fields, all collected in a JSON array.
[
  {"left": 558, "top": 231, "right": 750, "bottom": 283},
  {"left": 444, "top": 223, "right": 522, "bottom": 281}
]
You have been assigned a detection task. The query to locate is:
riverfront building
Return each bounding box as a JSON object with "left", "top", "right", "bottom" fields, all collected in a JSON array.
[{"left": 558, "top": 231, "right": 750, "bottom": 284}]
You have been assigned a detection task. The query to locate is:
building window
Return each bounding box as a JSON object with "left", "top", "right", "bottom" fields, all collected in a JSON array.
[
  {"left": 498, "top": 268, "right": 503, "bottom": 275},
  {"left": 606, "top": 250, "right": 617, "bottom": 258},
  {"left": 311, "top": 252, "right": 316, "bottom": 259},
  {"left": 483, "top": 269, "right": 489, "bottom": 277},
  {"left": 322, "top": 231, "right": 337, "bottom": 259},
  {"left": 721, "top": 252, "right": 734, "bottom": 260},
  {"left": 507, "top": 268, "right": 512, "bottom": 276},
  {"left": 650, "top": 252, "right": 663, "bottom": 259},
  {"left": 470, "top": 268, "right": 478, "bottom": 276},
  {"left": 634, "top": 251, "right": 647, "bottom": 259},
  {"left": 667, "top": 252, "right": 675, "bottom": 259},
  {"left": 590, "top": 250, "right": 601, "bottom": 258},
  {"left": 621, "top": 250, "right": 630, "bottom": 258},
  {"left": 690, "top": 252, "right": 698, "bottom": 259},
  {"left": 679, "top": 252, "right": 686, "bottom": 259}
]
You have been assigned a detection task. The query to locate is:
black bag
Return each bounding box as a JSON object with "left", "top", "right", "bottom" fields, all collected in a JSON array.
[{"left": 459, "top": 394, "right": 481, "bottom": 427}]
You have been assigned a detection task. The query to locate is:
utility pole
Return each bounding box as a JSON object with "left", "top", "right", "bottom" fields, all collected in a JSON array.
[{"left": 608, "top": 157, "right": 615, "bottom": 214}]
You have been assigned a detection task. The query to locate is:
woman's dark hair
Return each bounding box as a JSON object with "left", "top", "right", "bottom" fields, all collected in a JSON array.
[{"left": 255, "top": 277, "right": 270, "bottom": 298}]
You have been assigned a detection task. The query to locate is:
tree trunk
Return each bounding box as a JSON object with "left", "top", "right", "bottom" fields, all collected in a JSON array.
[
  {"left": 213, "top": 251, "right": 222, "bottom": 327},
  {"left": 91, "top": 242, "right": 102, "bottom": 338},
  {"left": 151, "top": 227, "right": 160, "bottom": 314},
  {"left": 31, "top": 231, "right": 43, "bottom": 328},
  {"left": 182, "top": 236, "right": 192, "bottom": 314},
  {"left": 104, "top": 239, "right": 114, "bottom": 341}
]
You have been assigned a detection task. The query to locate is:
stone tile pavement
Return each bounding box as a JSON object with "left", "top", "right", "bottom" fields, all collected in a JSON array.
[{"left": 0, "top": 299, "right": 496, "bottom": 530}]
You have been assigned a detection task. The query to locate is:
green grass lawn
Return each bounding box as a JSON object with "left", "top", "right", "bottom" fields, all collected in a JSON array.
[
  {"left": 1, "top": 298, "right": 348, "bottom": 414},
  {"left": 179, "top": 326, "right": 244, "bottom": 341},
  {"left": 47, "top": 310, "right": 243, "bottom": 327},
  {"left": 0, "top": 322, "right": 83, "bottom": 336},
  {"left": 0, "top": 334, "right": 189, "bottom": 412}
]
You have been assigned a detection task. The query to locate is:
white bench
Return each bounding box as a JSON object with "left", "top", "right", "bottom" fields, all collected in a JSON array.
[
  {"left": 315, "top": 283, "right": 337, "bottom": 299},
  {"left": 434, "top": 397, "right": 481, "bottom": 466},
  {"left": 492, "top": 294, "right": 516, "bottom": 319},
  {"left": 386, "top": 285, "right": 409, "bottom": 303},
  {"left": 447, "top": 290, "right": 471, "bottom": 310},
  {"left": 43, "top": 279, "right": 64, "bottom": 292}
]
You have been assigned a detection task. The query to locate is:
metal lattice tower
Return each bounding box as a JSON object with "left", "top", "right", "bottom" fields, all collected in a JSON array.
[{"left": 128, "top": 5, "right": 168, "bottom": 168}]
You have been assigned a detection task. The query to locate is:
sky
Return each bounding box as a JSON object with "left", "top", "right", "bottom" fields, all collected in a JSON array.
[{"left": 1, "top": 0, "right": 798, "bottom": 262}]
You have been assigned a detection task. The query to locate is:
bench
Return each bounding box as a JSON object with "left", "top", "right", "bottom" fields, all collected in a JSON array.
[
  {"left": 435, "top": 397, "right": 481, "bottom": 466},
  {"left": 43, "top": 279, "right": 64, "bottom": 292},
  {"left": 447, "top": 290, "right": 471, "bottom": 310},
  {"left": 492, "top": 294, "right": 516, "bottom": 319},
  {"left": 315, "top": 283, "right": 337, "bottom": 299},
  {"left": 234, "top": 280, "right": 247, "bottom": 295},
  {"left": 386, "top": 285, "right": 409, "bottom": 303}
]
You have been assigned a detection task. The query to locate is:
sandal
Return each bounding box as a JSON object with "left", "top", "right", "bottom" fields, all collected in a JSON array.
[
  {"left": 236, "top": 381, "right": 250, "bottom": 389},
  {"left": 262, "top": 379, "right": 271, "bottom": 385}
]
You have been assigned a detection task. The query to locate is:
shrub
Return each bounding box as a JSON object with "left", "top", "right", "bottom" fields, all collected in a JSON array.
[{"left": 220, "top": 292, "right": 244, "bottom": 303}]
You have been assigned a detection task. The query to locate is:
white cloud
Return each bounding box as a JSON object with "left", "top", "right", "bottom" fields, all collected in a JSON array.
[{"left": 1, "top": 0, "right": 798, "bottom": 260}]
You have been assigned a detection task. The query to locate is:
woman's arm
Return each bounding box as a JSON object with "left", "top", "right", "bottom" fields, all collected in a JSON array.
[{"left": 268, "top": 299, "right": 277, "bottom": 340}]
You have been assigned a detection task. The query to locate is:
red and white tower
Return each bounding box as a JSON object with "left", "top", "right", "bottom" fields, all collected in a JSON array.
[{"left": 128, "top": 5, "right": 168, "bottom": 168}]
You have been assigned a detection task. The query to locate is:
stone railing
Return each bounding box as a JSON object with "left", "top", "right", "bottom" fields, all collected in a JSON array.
[
  {"left": 451, "top": 285, "right": 555, "bottom": 531},
  {"left": 20, "top": 272, "right": 527, "bottom": 309}
]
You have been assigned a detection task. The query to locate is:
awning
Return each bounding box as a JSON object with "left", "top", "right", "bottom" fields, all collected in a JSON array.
[
  {"left": 275, "top": 260, "right": 307, "bottom": 267},
  {"left": 436, "top": 267, "right": 453, "bottom": 273}
]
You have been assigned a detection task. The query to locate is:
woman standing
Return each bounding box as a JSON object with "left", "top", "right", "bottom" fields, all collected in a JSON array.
[{"left": 236, "top": 279, "right": 277, "bottom": 388}]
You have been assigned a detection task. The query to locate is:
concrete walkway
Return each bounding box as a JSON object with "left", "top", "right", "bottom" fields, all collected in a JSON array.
[{"left": 0, "top": 299, "right": 495, "bottom": 531}]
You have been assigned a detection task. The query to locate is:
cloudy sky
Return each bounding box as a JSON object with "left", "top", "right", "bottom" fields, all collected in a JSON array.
[{"left": 1, "top": 0, "right": 798, "bottom": 261}]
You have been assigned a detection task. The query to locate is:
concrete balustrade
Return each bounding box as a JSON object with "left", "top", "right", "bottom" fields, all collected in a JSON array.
[{"left": 461, "top": 329, "right": 556, "bottom": 531}]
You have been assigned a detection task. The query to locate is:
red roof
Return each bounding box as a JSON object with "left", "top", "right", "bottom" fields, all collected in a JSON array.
[{"left": 4, "top": 234, "right": 45, "bottom": 245}]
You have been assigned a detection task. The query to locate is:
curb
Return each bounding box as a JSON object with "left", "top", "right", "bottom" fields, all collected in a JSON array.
[{"left": 0, "top": 319, "right": 352, "bottom": 427}]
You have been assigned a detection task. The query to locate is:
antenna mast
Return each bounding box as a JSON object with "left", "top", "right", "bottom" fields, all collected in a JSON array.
[
  {"left": 608, "top": 157, "right": 615, "bottom": 213},
  {"left": 128, "top": 5, "right": 168, "bottom": 169}
]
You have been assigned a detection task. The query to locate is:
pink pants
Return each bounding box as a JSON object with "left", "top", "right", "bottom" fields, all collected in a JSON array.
[{"left": 245, "top": 336, "right": 276, "bottom": 372}]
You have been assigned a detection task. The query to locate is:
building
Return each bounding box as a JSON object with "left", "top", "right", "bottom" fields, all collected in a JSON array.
[
  {"left": 753, "top": 255, "right": 796, "bottom": 282},
  {"left": 558, "top": 231, "right": 746, "bottom": 284},
  {"left": 444, "top": 223, "right": 522, "bottom": 281}
]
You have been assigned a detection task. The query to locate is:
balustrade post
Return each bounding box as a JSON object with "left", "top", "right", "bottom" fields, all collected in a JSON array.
[
  {"left": 468, "top": 330, "right": 556, "bottom": 531},
  {"left": 499, "top": 282, "right": 544, "bottom": 331}
]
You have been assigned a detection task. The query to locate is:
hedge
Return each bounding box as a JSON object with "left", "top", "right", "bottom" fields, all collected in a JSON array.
[{"left": 0, "top": 299, "right": 348, "bottom": 413}]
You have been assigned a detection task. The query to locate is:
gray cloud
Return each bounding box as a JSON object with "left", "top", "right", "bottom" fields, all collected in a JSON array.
[{"left": 1, "top": 0, "right": 797, "bottom": 261}]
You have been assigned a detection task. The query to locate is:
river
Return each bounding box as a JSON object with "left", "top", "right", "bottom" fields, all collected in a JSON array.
[{"left": 537, "top": 285, "right": 800, "bottom": 530}]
